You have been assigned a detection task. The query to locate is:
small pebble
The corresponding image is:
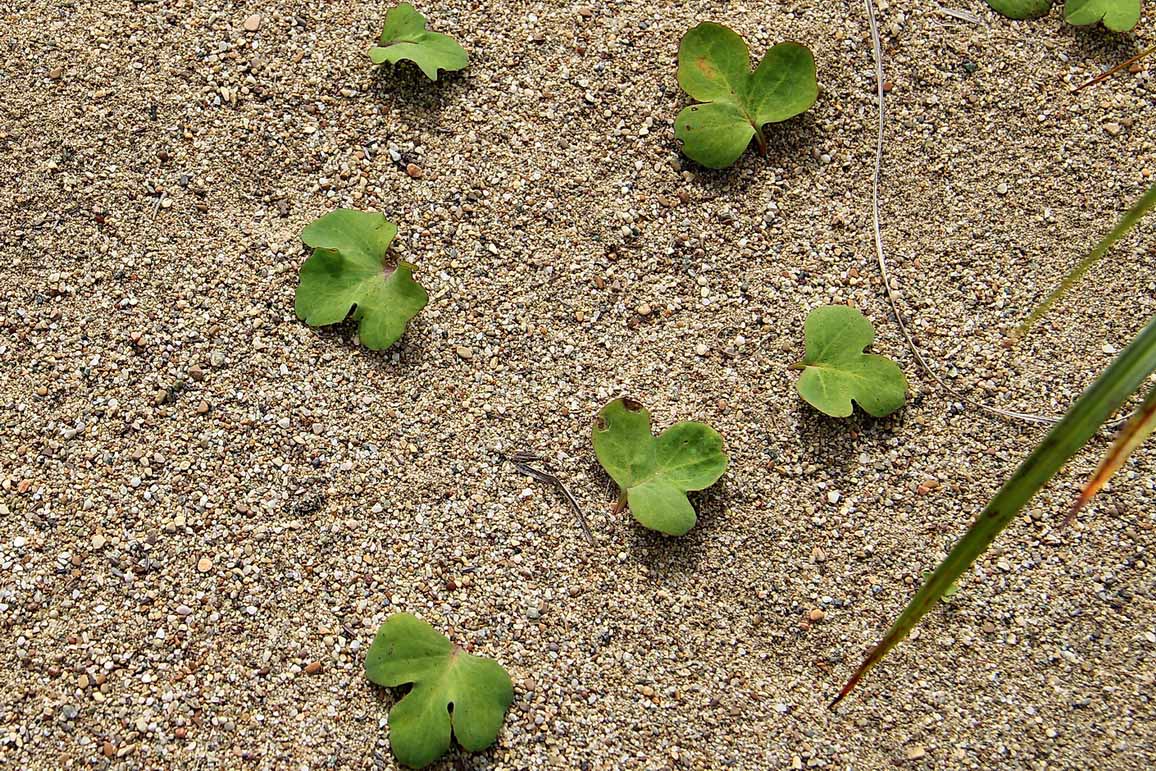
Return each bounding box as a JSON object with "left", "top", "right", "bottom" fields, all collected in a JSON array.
[
  {"left": 243, "top": 13, "right": 262, "bottom": 32},
  {"left": 197, "top": 557, "right": 213, "bottom": 573},
  {"left": 406, "top": 163, "right": 423, "bottom": 179},
  {"left": 455, "top": 345, "right": 473, "bottom": 360},
  {"left": 304, "top": 661, "right": 323, "bottom": 675},
  {"left": 636, "top": 302, "right": 652, "bottom": 316}
]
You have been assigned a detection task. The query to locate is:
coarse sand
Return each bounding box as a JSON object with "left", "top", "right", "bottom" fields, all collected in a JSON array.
[{"left": 2, "top": 0, "right": 1155, "bottom": 768}]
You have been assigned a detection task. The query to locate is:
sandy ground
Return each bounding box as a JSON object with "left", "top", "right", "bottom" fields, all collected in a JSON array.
[{"left": 2, "top": 0, "right": 1155, "bottom": 768}]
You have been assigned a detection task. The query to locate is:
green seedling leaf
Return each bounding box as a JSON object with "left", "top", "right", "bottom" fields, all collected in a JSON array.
[
  {"left": 295, "top": 210, "right": 428, "bottom": 350},
  {"left": 985, "top": 0, "right": 1055, "bottom": 19},
  {"left": 793, "top": 306, "right": 907, "bottom": 418},
  {"left": 369, "top": 3, "right": 468, "bottom": 80},
  {"left": 920, "top": 571, "right": 960, "bottom": 602},
  {"left": 833, "top": 314, "right": 1156, "bottom": 706},
  {"left": 592, "top": 398, "right": 728, "bottom": 536},
  {"left": 365, "top": 613, "right": 513, "bottom": 769},
  {"left": 674, "top": 23, "right": 817, "bottom": 169},
  {"left": 1065, "top": 0, "right": 1142, "bottom": 31}
]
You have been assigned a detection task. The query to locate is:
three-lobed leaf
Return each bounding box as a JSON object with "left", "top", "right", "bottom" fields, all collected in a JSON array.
[
  {"left": 369, "top": 3, "right": 468, "bottom": 80},
  {"left": 295, "top": 210, "right": 428, "bottom": 350},
  {"left": 794, "top": 306, "right": 907, "bottom": 418},
  {"left": 592, "top": 398, "right": 728, "bottom": 536},
  {"left": 674, "top": 22, "right": 817, "bottom": 169},
  {"left": 365, "top": 613, "right": 513, "bottom": 769}
]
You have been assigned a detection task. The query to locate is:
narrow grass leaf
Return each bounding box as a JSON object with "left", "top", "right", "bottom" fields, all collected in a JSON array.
[
  {"left": 1018, "top": 183, "right": 1156, "bottom": 339},
  {"left": 1066, "top": 383, "right": 1156, "bottom": 525},
  {"left": 833, "top": 313, "right": 1156, "bottom": 707}
]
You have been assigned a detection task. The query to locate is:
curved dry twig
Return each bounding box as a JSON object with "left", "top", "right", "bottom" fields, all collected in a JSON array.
[{"left": 866, "top": 0, "right": 1073, "bottom": 426}]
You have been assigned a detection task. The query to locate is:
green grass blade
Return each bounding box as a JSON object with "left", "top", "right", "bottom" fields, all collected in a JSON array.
[
  {"left": 1017, "top": 184, "right": 1156, "bottom": 339},
  {"left": 833, "top": 313, "right": 1156, "bottom": 707},
  {"left": 1066, "top": 383, "right": 1156, "bottom": 525}
]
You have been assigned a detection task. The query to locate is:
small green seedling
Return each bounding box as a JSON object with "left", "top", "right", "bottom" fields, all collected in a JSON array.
[
  {"left": 365, "top": 613, "right": 513, "bottom": 769},
  {"left": 295, "top": 210, "right": 428, "bottom": 350},
  {"left": 792, "top": 305, "right": 907, "bottom": 418},
  {"left": 986, "top": 0, "right": 1141, "bottom": 31},
  {"left": 369, "top": 3, "right": 468, "bottom": 80},
  {"left": 674, "top": 22, "right": 817, "bottom": 169},
  {"left": 592, "top": 398, "right": 728, "bottom": 536},
  {"left": 921, "top": 571, "right": 960, "bottom": 604}
]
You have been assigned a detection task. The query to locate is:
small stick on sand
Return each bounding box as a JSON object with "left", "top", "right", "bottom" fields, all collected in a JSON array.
[
  {"left": 503, "top": 451, "right": 595, "bottom": 545},
  {"left": 1071, "top": 45, "right": 1156, "bottom": 94}
]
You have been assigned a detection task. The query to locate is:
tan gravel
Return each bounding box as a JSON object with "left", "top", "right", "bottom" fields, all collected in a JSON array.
[{"left": 2, "top": 1, "right": 1155, "bottom": 769}]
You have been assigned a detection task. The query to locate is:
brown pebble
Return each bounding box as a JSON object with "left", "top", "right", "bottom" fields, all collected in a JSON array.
[
  {"left": 243, "top": 13, "right": 262, "bottom": 32},
  {"left": 36, "top": 385, "right": 48, "bottom": 396},
  {"left": 189, "top": 366, "right": 205, "bottom": 382},
  {"left": 304, "top": 661, "right": 322, "bottom": 675},
  {"left": 102, "top": 741, "right": 116, "bottom": 758},
  {"left": 77, "top": 674, "right": 89, "bottom": 689},
  {"left": 174, "top": 727, "right": 187, "bottom": 739},
  {"left": 49, "top": 66, "right": 63, "bottom": 80},
  {"left": 406, "top": 163, "right": 423, "bottom": 179},
  {"left": 196, "top": 401, "right": 210, "bottom": 414},
  {"left": 455, "top": 345, "right": 473, "bottom": 360},
  {"left": 153, "top": 389, "right": 169, "bottom": 406},
  {"left": 906, "top": 745, "right": 926, "bottom": 761},
  {"left": 808, "top": 608, "right": 825, "bottom": 623},
  {"left": 636, "top": 302, "right": 652, "bottom": 316},
  {"left": 196, "top": 557, "right": 213, "bottom": 573}
]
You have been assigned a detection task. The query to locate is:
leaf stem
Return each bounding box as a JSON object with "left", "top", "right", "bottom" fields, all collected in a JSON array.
[
  {"left": 611, "top": 489, "right": 627, "bottom": 515},
  {"left": 753, "top": 125, "right": 768, "bottom": 157}
]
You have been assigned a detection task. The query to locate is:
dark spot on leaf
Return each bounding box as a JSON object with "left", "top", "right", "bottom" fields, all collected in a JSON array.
[
  {"left": 594, "top": 417, "right": 607, "bottom": 430},
  {"left": 622, "top": 398, "right": 643, "bottom": 412}
]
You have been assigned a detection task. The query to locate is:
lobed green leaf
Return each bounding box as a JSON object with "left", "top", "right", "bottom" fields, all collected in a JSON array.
[
  {"left": 794, "top": 306, "right": 907, "bottom": 418},
  {"left": 369, "top": 3, "right": 468, "bottom": 80},
  {"left": 365, "top": 613, "right": 513, "bottom": 768},
  {"left": 674, "top": 23, "right": 817, "bottom": 169},
  {"left": 592, "top": 399, "right": 728, "bottom": 535},
  {"left": 295, "top": 210, "right": 428, "bottom": 350}
]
